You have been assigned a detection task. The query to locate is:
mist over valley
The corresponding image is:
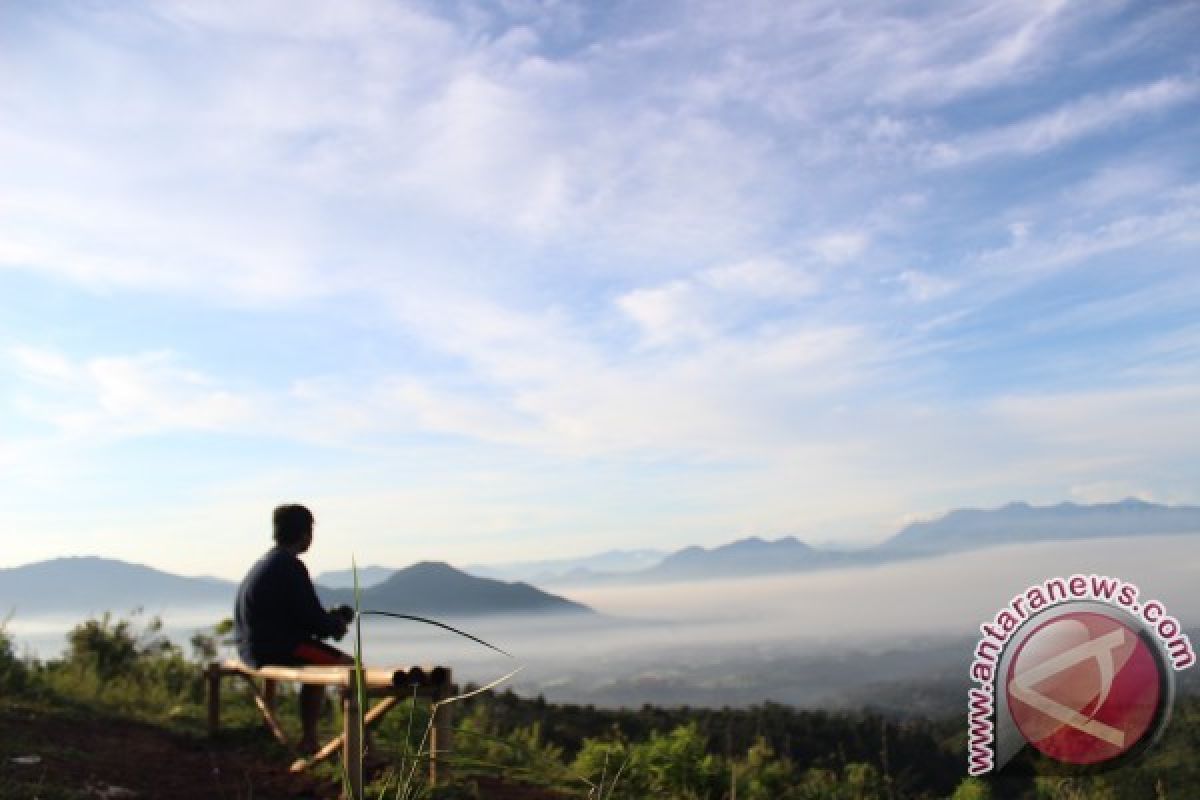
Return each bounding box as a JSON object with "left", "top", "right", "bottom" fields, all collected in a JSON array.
[{"left": 7, "top": 527, "right": 1197, "bottom": 715}]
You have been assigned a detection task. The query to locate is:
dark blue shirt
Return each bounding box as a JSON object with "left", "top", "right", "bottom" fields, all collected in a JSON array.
[{"left": 234, "top": 546, "right": 343, "bottom": 667}]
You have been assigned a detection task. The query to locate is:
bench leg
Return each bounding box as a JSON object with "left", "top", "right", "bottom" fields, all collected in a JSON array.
[
  {"left": 206, "top": 663, "right": 221, "bottom": 737},
  {"left": 343, "top": 688, "right": 363, "bottom": 800},
  {"left": 430, "top": 695, "right": 454, "bottom": 786},
  {"left": 291, "top": 695, "right": 399, "bottom": 773}
]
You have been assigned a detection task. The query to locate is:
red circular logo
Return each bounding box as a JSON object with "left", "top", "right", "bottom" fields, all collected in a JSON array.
[{"left": 1005, "top": 611, "right": 1163, "bottom": 765}]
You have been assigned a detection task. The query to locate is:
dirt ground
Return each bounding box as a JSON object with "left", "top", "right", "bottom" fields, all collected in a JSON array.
[{"left": 0, "top": 701, "right": 572, "bottom": 800}]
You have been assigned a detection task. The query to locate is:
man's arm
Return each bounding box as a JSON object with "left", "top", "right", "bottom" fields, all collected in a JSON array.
[{"left": 286, "top": 558, "right": 347, "bottom": 640}]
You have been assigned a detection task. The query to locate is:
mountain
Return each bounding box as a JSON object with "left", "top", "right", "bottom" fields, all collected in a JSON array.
[
  {"left": 640, "top": 536, "right": 851, "bottom": 581},
  {"left": 2, "top": 557, "right": 591, "bottom": 619},
  {"left": 313, "top": 565, "right": 396, "bottom": 589},
  {"left": 7, "top": 501, "right": 1197, "bottom": 614},
  {"left": 465, "top": 549, "right": 667, "bottom": 584},
  {"left": 878, "top": 498, "right": 1200, "bottom": 555},
  {"left": 563, "top": 500, "right": 1200, "bottom": 584},
  {"left": 316, "top": 561, "right": 592, "bottom": 616},
  {"left": 0, "top": 557, "right": 235, "bottom": 615}
]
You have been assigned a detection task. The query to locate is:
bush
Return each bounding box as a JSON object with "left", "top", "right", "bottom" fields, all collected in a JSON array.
[
  {"left": 451, "top": 702, "right": 569, "bottom": 785},
  {"left": 42, "top": 610, "right": 202, "bottom": 712},
  {"left": 0, "top": 620, "right": 28, "bottom": 693},
  {"left": 734, "top": 737, "right": 795, "bottom": 800}
]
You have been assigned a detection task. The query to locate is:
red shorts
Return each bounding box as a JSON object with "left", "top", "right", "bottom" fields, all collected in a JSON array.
[{"left": 288, "top": 639, "right": 354, "bottom": 666}]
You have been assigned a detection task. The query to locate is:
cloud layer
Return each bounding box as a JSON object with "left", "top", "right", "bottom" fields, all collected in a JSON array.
[{"left": 1, "top": 0, "right": 1198, "bottom": 576}]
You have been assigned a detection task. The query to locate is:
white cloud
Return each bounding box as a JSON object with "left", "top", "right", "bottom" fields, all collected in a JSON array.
[
  {"left": 931, "top": 76, "right": 1199, "bottom": 166},
  {"left": 989, "top": 383, "right": 1200, "bottom": 456},
  {"left": 701, "top": 258, "right": 817, "bottom": 298},
  {"left": 617, "top": 281, "right": 712, "bottom": 346},
  {"left": 893, "top": 270, "right": 958, "bottom": 303},
  {"left": 874, "top": 0, "right": 1071, "bottom": 106},
  {"left": 1065, "top": 162, "right": 1175, "bottom": 209},
  {"left": 8, "top": 348, "right": 253, "bottom": 440},
  {"left": 9, "top": 346, "right": 75, "bottom": 383},
  {"left": 381, "top": 284, "right": 880, "bottom": 458},
  {"left": 617, "top": 258, "right": 820, "bottom": 347},
  {"left": 1, "top": 1, "right": 1199, "bottom": 571},
  {"left": 810, "top": 232, "right": 869, "bottom": 264},
  {"left": 975, "top": 203, "right": 1200, "bottom": 279}
]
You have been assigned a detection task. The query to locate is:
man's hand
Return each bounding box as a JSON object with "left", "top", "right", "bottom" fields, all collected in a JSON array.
[{"left": 332, "top": 604, "right": 356, "bottom": 625}]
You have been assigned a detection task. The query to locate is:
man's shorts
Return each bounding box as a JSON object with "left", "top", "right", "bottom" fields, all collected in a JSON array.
[{"left": 285, "top": 639, "right": 355, "bottom": 666}]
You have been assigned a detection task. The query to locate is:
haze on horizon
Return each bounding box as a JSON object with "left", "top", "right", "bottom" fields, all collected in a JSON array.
[
  {"left": 8, "top": 535, "right": 1198, "bottom": 710},
  {"left": 2, "top": 1, "right": 1198, "bottom": 580}
]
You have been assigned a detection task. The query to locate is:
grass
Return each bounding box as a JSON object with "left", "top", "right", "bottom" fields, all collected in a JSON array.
[{"left": 24, "top": 603, "right": 1189, "bottom": 798}]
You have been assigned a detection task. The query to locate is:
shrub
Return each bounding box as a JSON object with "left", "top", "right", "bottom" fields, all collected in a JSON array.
[
  {"left": 734, "top": 737, "right": 795, "bottom": 800},
  {"left": 43, "top": 610, "right": 202, "bottom": 712},
  {"left": 0, "top": 619, "right": 28, "bottom": 693}
]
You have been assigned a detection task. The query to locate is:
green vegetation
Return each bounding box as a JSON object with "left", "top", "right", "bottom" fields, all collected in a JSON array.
[{"left": 2, "top": 614, "right": 1199, "bottom": 798}]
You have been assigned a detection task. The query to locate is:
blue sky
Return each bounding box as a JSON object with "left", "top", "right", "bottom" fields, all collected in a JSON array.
[{"left": 2, "top": 0, "right": 1198, "bottom": 579}]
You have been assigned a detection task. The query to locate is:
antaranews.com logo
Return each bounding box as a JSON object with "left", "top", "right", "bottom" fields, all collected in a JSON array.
[{"left": 967, "top": 575, "right": 1195, "bottom": 775}]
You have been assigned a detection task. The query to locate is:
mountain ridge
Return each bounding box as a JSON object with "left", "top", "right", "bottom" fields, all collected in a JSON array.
[
  {"left": 0, "top": 557, "right": 591, "bottom": 618},
  {"left": 5, "top": 500, "right": 1198, "bottom": 611},
  {"left": 503, "top": 498, "right": 1200, "bottom": 584}
]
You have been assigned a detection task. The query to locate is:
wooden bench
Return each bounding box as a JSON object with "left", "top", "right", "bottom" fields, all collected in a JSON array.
[{"left": 206, "top": 659, "right": 454, "bottom": 797}]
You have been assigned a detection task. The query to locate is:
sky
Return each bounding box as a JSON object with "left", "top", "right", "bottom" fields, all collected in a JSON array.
[{"left": 1, "top": 0, "right": 1198, "bottom": 579}]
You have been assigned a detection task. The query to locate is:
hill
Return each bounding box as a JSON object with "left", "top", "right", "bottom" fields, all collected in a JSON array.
[
  {"left": 317, "top": 561, "right": 592, "bottom": 616},
  {"left": 0, "top": 556, "right": 234, "bottom": 615}
]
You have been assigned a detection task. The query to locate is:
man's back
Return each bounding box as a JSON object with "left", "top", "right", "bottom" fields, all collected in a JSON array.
[{"left": 235, "top": 546, "right": 340, "bottom": 667}]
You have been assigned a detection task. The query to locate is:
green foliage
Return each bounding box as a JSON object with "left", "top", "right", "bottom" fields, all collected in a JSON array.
[
  {"left": 5, "top": 611, "right": 1200, "bottom": 800},
  {"left": 38, "top": 611, "right": 203, "bottom": 714},
  {"left": 733, "top": 737, "right": 794, "bottom": 800},
  {"left": 451, "top": 701, "right": 570, "bottom": 787},
  {"left": 573, "top": 722, "right": 723, "bottom": 799},
  {"left": 64, "top": 610, "right": 169, "bottom": 680},
  {"left": 951, "top": 776, "right": 993, "bottom": 799},
  {"left": 572, "top": 735, "right": 633, "bottom": 797},
  {"left": 634, "top": 722, "right": 723, "bottom": 798},
  {"left": 0, "top": 620, "right": 28, "bottom": 693},
  {"left": 188, "top": 617, "right": 234, "bottom": 663}
]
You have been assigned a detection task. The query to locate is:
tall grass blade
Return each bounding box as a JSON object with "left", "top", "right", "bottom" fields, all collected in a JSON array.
[{"left": 351, "top": 557, "right": 366, "bottom": 800}]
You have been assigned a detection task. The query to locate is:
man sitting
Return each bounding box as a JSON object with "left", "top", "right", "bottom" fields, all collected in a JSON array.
[{"left": 235, "top": 503, "right": 356, "bottom": 753}]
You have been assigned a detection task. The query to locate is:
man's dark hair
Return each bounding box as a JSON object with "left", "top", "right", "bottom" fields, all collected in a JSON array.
[{"left": 273, "top": 504, "right": 314, "bottom": 546}]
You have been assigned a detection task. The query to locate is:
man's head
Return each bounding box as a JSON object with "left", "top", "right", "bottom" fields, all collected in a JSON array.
[{"left": 273, "top": 503, "right": 314, "bottom": 552}]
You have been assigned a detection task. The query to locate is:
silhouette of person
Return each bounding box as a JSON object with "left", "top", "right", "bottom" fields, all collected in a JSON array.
[{"left": 235, "top": 503, "right": 355, "bottom": 752}]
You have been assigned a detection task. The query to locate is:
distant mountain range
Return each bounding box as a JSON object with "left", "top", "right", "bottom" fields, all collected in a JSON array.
[
  {"left": 317, "top": 549, "right": 667, "bottom": 589},
  {"left": 4, "top": 500, "right": 1198, "bottom": 617},
  {"left": 463, "top": 549, "right": 667, "bottom": 585},
  {"left": 877, "top": 498, "right": 1200, "bottom": 555},
  {"left": 473, "top": 498, "right": 1200, "bottom": 584},
  {"left": 0, "top": 557, "right": 591, "bottom": 619},
  {"left": 639, "top": 536, "right": 853, "bottom": 580}
]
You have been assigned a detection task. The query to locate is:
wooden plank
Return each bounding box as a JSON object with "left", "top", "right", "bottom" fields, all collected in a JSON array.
[
  {"left": 222, "top": 659, "right": 437, "bottom": 689},
  {"left": 289, "top": 695, "right": 400, "bottom": 773}
]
